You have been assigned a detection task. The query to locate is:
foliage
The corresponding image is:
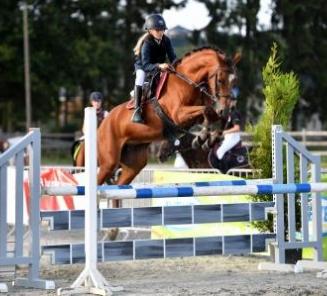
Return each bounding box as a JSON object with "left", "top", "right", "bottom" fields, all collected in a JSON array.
[
  {"left": 0, "top": 0, "right": 326, "bottom": 133},
  {"left": 248, "top": 43, "right": 299, "bottom": 179},
  {"left": 272, "top": 0, "right": 327, "bottom": 124},
  {"left": 0, "top": 0, "right": 183, "bottom": 132},
  {"left": 247, "top": 43, "right": 300, "bottom": 232}
]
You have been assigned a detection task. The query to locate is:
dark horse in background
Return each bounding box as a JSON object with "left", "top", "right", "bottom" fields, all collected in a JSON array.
[
  {"left": 71, "top": 137, "right": 85, "bottom": 167},
  {"left": 97, "top": 47, "right": 240, "bottom": 208},
  {"left": 157, "top": 129, "right": 250, "bottom": 173}
]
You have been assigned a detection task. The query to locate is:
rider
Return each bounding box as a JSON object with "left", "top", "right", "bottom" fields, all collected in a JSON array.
[
  {"left": 73, "top": 91, "right": 109, "bottom": 165},
  {"left": 132, "top": 13, "right": 177, "bottom": 124},
  {"left": 82, "top": 91, "right": 109, "bottom": 133},
  {"left": 216, "top": 86, "right": 241, "bottom": 160}
]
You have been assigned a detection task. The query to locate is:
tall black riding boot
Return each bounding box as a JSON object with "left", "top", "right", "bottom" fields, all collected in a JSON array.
[{"left": 131, "top": 85, "right": 144, "bottom": 124}]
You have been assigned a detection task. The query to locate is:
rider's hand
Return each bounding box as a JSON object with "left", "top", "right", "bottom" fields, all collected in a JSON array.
[{"left": 158, "top": 63, "right": 170, "bottom": 71}]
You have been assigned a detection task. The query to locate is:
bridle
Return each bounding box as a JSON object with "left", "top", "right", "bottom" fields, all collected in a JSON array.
[{"left": 168, "top": 63, "right": 235, "bottom": 103}]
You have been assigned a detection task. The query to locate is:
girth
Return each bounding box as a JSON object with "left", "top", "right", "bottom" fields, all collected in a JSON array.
[{"left": 149, "top": 97, "right": 190, "bottom": 142}]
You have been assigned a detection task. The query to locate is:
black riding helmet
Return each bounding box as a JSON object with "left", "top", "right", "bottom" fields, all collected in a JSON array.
[
  {"left": 89, "top": 91, "right": 103, "bottom": 102},
  {"left": 144, "top": 14, "right": 167, "bottom": 31}
]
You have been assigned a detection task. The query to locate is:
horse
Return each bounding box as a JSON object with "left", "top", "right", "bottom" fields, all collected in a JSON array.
[
  {"left": 97, "top": 47, "right": 240, "bottom": 208},
  {"left": 72, "top": 138, "right": 85, "bottom": 167},
  {"left": 157, "top": 131, "right": 210, "bottom": 168},
  {"left": 157, "top": 131, "right": 250, "bottom": 173}
]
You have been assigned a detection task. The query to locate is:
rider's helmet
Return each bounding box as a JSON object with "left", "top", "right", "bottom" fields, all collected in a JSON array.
[
  {"left": 144, "top": 14, "right": 167, "bottom": 31},
  {"left": 230, "top": 86, "right": 240, "bottom": 100},
  {"left": 89, "top": 91, "right": 104, "bottom": 102}
]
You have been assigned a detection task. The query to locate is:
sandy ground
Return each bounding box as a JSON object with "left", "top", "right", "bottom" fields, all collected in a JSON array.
[{"left": 2, "top": 255, "right": 327, "bottom": 296}]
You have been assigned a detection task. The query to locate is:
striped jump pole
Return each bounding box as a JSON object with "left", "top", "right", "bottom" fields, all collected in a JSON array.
[
  {"left": 43, "top": 182, "right": 327, "bottom": 200},
  {"left": 42, "top": 178, "right": 273, "bottom": 196},
  {"left": 97, "top": 182, "right": 327, "bottom": 199}
]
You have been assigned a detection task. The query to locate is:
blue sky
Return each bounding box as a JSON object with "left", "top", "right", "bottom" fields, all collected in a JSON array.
[{"left": 163, "top": 0, "right": 272, "bottom": 31}]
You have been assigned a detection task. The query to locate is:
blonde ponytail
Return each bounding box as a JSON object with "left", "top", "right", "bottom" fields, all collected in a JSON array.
[{"left": 133, "top": 32, "right": 149, "bottom": 56}]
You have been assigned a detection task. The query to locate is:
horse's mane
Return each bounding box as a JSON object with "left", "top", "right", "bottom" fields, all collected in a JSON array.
[{"left": 172, "top": 46, "right": 233, "bottom": 67}]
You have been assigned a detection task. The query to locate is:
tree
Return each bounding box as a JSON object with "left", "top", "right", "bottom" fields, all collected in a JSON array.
[
  {"left": 0, "top": 0, "right": 184, "bottom": 131},
  {"left": 271, "top": 0, "right": 327, "bottom": 126}
]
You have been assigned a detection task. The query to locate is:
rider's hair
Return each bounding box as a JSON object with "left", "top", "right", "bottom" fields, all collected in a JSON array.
[{"left": 133, "top": 32, "right": 150, "bottom": 56}]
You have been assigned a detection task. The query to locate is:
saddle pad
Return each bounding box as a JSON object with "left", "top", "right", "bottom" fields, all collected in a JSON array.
[
  {"left": 155, "top": 71, "right": 169, "bottom": 99},
  {"left": 126, "top": 72, "right": 169, "bottom": 110}
]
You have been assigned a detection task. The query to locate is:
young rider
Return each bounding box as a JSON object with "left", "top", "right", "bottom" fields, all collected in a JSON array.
[
  {"left": 132, "top": 14, "right": 177, "bottom": 124},
  {"left": 82, "top": 91, "right": 109, "bottom": 133}
]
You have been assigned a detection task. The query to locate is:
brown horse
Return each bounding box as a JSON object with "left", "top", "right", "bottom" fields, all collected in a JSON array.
[{"left": 98, "top": 47, "right": 240, "bottom": 207}]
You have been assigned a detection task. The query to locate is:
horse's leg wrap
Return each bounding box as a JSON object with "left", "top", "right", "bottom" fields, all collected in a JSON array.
[{"left": 132, "top": 85, "right": 144, "bottom": 124}]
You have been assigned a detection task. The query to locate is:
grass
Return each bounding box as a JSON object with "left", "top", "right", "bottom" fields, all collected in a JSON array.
[{"left": 42, "top": 150, "right": 74, "bottom": 166}]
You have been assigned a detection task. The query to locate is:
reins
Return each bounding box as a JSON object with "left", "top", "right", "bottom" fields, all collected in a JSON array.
[{"left": 168, "top": 64, "right": 233, "bottom": 103}]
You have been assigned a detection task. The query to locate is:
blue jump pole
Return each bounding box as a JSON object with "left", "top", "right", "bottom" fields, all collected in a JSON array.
[{"left": 42, "top": 178, "right": 272, "bottom": 196}]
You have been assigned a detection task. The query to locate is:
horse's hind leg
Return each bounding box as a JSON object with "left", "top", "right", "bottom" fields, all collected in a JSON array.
[
  {"left": 97, "top": 136, "right": 123, "bottom": 186},
  {"left": 103, "top": 144, "right": 148, "bottom": 241},
  {"left": 117, "top": 144, "right": 149, "bottom": 191}
]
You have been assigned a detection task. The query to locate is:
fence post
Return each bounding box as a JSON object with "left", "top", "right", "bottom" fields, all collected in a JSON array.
[
  {"left": 272, "top": 125, "right": 286, "bottom": 263},
  {"left": 57, "top": 107, "right": 123, "bottom": 296},
  {"left": 0, "top": 129, "right": 55, "bottom": 291}
]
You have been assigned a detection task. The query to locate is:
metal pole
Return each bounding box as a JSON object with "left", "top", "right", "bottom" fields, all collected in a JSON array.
[{"left": 23, "top": 3, "right": 32, "bottom": 130}]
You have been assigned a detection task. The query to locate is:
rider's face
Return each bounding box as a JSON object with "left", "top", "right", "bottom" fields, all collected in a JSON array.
[
  {"left": 91, "top": 100, "right": 102, "bottom": 110},
  {"left": 149, "top": 29, "right": 164, "bottom": 40}
]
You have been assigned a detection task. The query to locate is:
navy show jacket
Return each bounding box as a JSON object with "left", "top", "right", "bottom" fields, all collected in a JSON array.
[{"left": 135, "top": 34, "right": 176, "bottom": 73}]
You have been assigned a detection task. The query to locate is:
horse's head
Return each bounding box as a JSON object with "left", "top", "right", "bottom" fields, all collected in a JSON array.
[
  {"left": 211, "top": 51, "right": 241, "bottom": 108},
  {"left": 173, "top": 47, "right": 241, "bottom": 109}
]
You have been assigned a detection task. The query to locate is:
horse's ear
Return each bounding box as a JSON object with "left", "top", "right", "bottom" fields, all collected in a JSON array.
[{"left": 233, "top": 52, "right": 241, "bottom": 65}]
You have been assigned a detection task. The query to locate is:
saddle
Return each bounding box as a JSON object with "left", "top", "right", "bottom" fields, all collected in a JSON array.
[{"left": 127, "top": 72, "right": 169, "bottom": 109}]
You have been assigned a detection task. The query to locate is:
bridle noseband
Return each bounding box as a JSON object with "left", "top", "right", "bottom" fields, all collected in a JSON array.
[{"left": 169, "top": 64, "right": 235, "bottom": 103}]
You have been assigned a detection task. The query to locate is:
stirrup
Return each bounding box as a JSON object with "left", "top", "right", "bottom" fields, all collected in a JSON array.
[{"left": 131, "top": 108, "right": 144, "bottom": 124}]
